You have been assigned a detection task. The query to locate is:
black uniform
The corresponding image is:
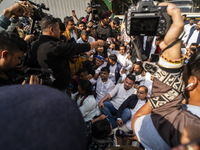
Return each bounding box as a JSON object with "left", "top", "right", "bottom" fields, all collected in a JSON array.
[{"left": 31, "top": 35, "right": 91, "bottom": 90}]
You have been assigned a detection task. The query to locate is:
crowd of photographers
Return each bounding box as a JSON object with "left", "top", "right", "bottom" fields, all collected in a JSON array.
[{"left": 0, "top": 1, "right": 200, "bottom": 150}]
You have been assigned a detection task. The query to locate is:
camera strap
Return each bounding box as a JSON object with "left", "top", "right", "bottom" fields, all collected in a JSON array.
[{"left": 159, "top": 31, "right": 185, "bottom": 55}]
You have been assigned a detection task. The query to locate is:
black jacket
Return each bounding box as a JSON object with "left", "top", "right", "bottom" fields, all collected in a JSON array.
[
  {"left": 31, "top": 35, "right": 91, "bottom": 90},
  {"left": 116, "top": 94, "right": 147, "bottom": 119}
]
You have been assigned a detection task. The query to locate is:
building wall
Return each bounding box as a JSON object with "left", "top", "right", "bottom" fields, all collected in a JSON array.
[{"left": 0, "top": 0, "right": 90, "bottom": 23}]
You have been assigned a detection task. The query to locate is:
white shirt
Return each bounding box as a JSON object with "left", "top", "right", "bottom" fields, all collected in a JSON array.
[
  {"left": 108, "top": 49, "right": 133, "bottom": 71},
  {"left": 186, "top": 29, "right": 199, "bottom": 48},
  {"left": 126, "top": 99, "right": 146, "bottom": 130},
  {"left": 90, "top": 77, "right": 115, "bottom": 104},
  {"left": 135, "top": 72, "right": 153, "bottom": 97},
  {"left": 109, "top": 83, "right": 137, "bottom": 109},
  {"left": 70, "top": 30, "right": 77, "bottom": 41},
  {"left": 143, "top": 36, "right": 157, "bottom": 59},
  {"left": 109, "top": 63, "right": 117, "bottom": 84},
  {"left": 95, "top": 62, "right": 107, "bottom": 74},
  {"left": 183, "top": 24, "right": 196, "bottom": 42},
  {"left": 71, "top": 92, "right": 96, "bottom": 122}
]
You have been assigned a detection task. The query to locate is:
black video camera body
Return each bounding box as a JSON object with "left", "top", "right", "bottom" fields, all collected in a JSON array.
[
  {"left": 24, "top": 68, "right": 55, "bottom": 86},
  {"left": 126, "top": 0, "right": 172, "bottom": 36}
]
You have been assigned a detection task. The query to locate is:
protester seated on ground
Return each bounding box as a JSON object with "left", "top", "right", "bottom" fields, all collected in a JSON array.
[
  {"left": 71, "top": 80, "right": 96, "bottom": 122},
  {"left": 70, "top": 68, "right": 90, "bottom": 93},
  {"left": 98, "top": 74, "right": 137, "bottom": 129},
  {"left": 130, "top": 62, "right": 143, "bottom": 77},
  {"left": 82, "top": 52, "right": 107, "bottom": 77},
  {"left": 106, "top": 54, "right": 126, "bottom": 84},
  {"left": 113, "top": 86, "right": 148, "bottom": 146},
  {"left": 108, "top": 44, "right": 133, "bottom": 74},
  {"left": 88, "top": 118, "right": 113, "bottom": 150},
  {"left": 108, "top": 42, "right": 116, "bottom": 52},
  {"left": 0, "top": 84, "right": 87, "bottom": 150},
  {"left": 90, "top": 67, "right": 115, "bottom": 116},
  {"left": 181, "top": 125, "right": 200, "bottom": 145},
  {"left": 132, "top": 2, "right": 200, "bottom": 150},
  {"left": 69, "top": 54, "right": 88, "bottom": 77}
]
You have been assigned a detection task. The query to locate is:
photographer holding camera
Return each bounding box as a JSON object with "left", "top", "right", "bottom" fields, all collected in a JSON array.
[
  {"left": 131, "top": 2, "right": 200, "bottom": 150},
  {"left": 30, "top": 16, "right": 105, "bottom": 91}
]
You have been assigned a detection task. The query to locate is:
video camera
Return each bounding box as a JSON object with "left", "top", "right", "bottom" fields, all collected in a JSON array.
[
  {"left": 21, "top": 0, "right": 50, "bottom": 34},
  {"left": 87, "top": 3, "right": 101, "bottom": 15},
  {"left": 23, "top": 68, "right": 55, "bottom": 86},
  {"left": 126, "top": 0, "right": 172, "bottom": 36}
]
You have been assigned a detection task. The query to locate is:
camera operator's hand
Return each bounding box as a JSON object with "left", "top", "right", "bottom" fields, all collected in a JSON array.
[
  {"left": 22, "top": 75, "right": 42, "bottom": 85},
  {"left": 87, "top": 7, "right": 92, "bottom": 15},
  {"left": 24, "top": 34, "right": 35, "bottom": 44},
  {"left": 72, "top": 11, "right": 76, "bottom": 18},
  {"left": 3, "top": 1, "right": 33, "bottom": 19},
  {"left": 158, "top": 2, "right": 184, "bottom": 60},
  {"left": 117, "top": 119, "right": 123, "bottom": 127}
]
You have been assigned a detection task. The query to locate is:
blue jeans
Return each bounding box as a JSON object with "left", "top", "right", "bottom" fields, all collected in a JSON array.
[{"left": 101, "top": 101, "right": 131, "bottom": 128}]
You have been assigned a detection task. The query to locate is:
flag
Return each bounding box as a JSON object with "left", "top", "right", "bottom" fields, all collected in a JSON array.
[{"left": 103, "top": 0, "right": 112, "bottom": 11}]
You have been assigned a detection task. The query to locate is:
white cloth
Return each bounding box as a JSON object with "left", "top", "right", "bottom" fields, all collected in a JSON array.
[
  {"left": 135, "top": 72, "right": 153, "bottom": 97},
  {"left": 143, "top": 36, "right": 157, "bottom": 59},
  {"left": 148, "top": 37, "right": 157, "bottom": 58},
  {"left": 126, "top": 99, "right": 146, "bottom": 130},
  {"left": 90, "top": 77, "right": 115, "bottom": 116},
  {"left": 186, "top": 30, "right": 199, "bottom": 48},
  {"left": 70, "top": 30, "right": 77, "bottom": 41},
  {"left": 109, "top": 83, "right": 137, "bottom": 109},
  {"left": 95, "top": 62, "right": 107, "bottom": 74},
  {"left": 107, "top": 49, "right": 133, "bottom": 71},
  {"left": 109, "top": 63, "right": 117, "bottom": 84},
  {"left": 71, "top": 92, "right": 96, "bottom": 122},
  {"left": 183, "top": 24, "right": 196, "bottom": 42}
]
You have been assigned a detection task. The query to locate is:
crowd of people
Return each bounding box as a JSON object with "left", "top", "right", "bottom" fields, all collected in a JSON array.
[{"left": 0, "top": 1, "right": 200, "bottom": 150}]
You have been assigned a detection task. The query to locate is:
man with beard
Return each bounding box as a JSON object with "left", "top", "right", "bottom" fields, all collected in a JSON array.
[
  {"left": 77, "top": 30, "right": 95, "bottom": 57},
  {"left": 184, "top": 21, "right": 200, "bottom": 48},
  {"left": 98, "top": 74, "right": 137, "bottom": 128}
]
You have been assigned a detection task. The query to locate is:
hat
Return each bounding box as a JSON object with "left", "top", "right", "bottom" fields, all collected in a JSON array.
[{"left": 0, "top": 84, "right": 86, "bottom": 150}]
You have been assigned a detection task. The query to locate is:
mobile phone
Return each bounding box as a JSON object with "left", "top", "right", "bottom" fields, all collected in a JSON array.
[{"left": 72, "top": 10, "right": 75, "bottom": 13}]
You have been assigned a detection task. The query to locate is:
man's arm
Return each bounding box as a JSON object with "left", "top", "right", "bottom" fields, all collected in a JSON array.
[
  {"left": 116, "top": 95, "right": 136, "bottom": 119},
  {"left": 131, "top": 101, "right": 152, "bottom": 132},
  {"left": 98, "top": 93, "right": 111, "bottom": 110},
  {"left": 1, "top": 1, "right": 33, "bottom": 31},
  {"left": 158, "top": 3, "right": 184, "bottom": 60},
  {"left": 98, "top": 83, "right": 120, "bottom": 110},
  {"left": 58, "top": 40, "right": 105, "bottom": 57}
]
